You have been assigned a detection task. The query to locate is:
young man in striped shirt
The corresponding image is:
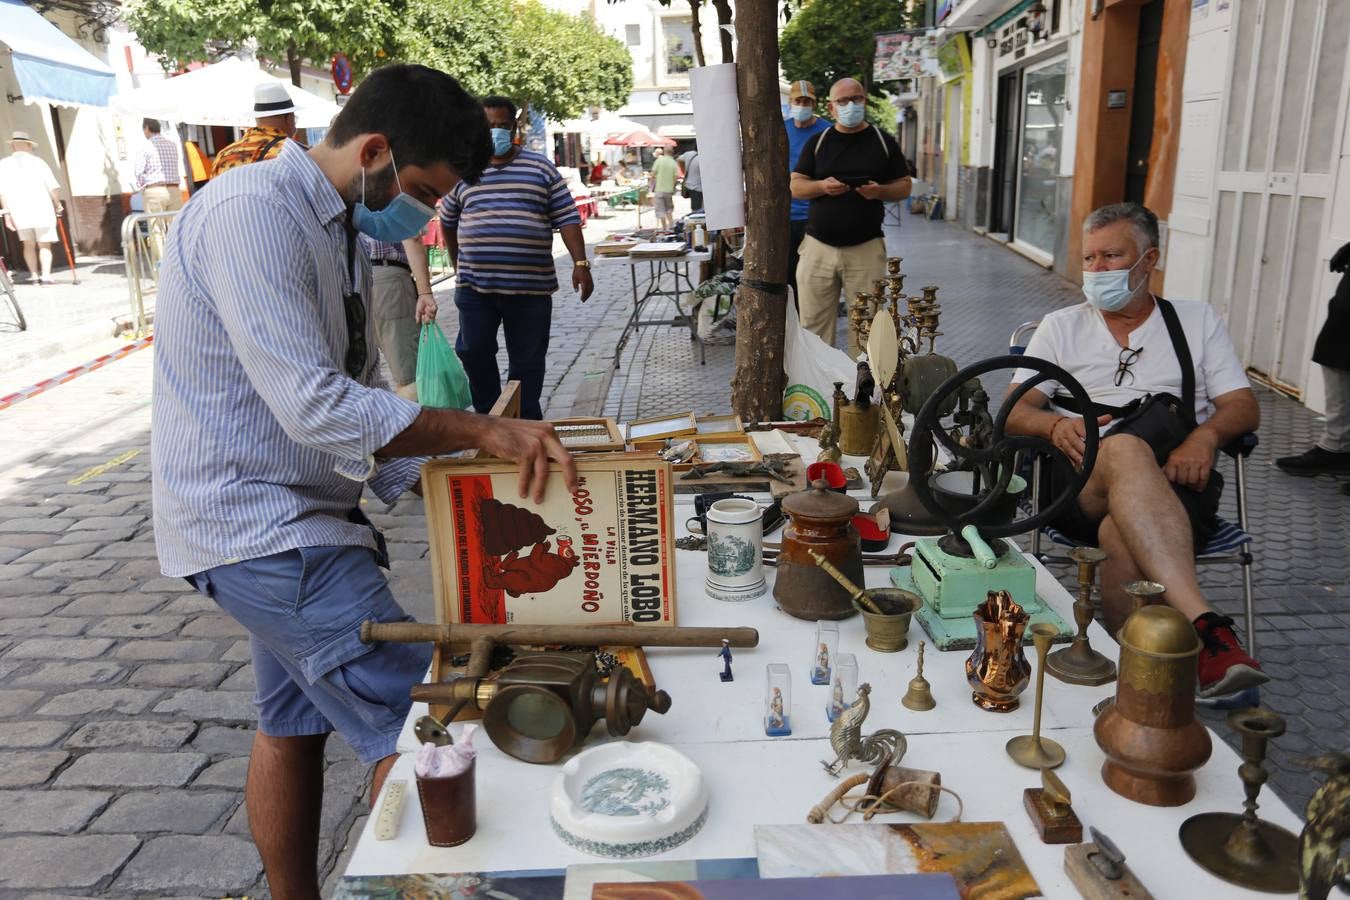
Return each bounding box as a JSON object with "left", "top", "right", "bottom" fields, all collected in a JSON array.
[{"left": 437, "top": 95, "right": 593, "bottom": 420}]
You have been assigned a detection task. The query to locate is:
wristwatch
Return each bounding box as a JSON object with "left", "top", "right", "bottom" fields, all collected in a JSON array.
[{"left": 573, "top": 259, "right": 591, "bottom": 269}]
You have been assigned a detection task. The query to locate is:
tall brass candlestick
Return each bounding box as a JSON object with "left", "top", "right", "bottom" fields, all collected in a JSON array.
[
  {"left": 1047, "top": 547, "right": 1116, "bottom": 685},
  {"left": 1178, "top": 707, "right": 1300, "bottom": 892},
  {"left": 1006, "top": 623, "right": 1066, "bottom": 769}
]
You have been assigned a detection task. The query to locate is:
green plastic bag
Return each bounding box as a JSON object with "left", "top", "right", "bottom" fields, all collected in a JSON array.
[{"left": 415, "top": 323, "right": 472, "bottom": 409}]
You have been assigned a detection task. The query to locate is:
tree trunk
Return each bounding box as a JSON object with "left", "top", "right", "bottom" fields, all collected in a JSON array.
[
  {"left": 687, "top": 0, "right": 707, "bottom": 68},
  {"left": 731, "top": 0, "right": 788, "bottom": 421},
  {"left": 286, "top": 42, "right": 302, "bottom": 87},
  {"left": 712, "top": 0, "right": 734, "bottom": 63}
]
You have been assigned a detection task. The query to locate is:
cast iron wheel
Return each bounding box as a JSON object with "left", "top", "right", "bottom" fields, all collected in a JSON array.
[{"left": 906, "top": 354, "right": 1099, "bottom": 539}]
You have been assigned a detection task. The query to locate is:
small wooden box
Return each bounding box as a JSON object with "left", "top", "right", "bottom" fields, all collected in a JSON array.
[
  {"left": 626, "top": 411, "right": 697, "bottom": 442},
  {"left": 550, "top": 417, "right": 625, "bottom": 453}
]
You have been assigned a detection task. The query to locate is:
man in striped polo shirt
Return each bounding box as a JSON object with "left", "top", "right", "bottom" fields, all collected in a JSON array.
[{"left": 438, "top": 95, "right": 593, "bottom": 419}]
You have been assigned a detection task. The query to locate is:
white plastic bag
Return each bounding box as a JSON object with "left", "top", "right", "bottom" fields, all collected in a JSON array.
[{"left": 782, "top": 299, "right": 857, "bottom": 420}]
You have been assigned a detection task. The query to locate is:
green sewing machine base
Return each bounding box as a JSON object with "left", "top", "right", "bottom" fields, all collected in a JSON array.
[{"left": 891, "top": 536, "right": 1072, "bottom": 651}]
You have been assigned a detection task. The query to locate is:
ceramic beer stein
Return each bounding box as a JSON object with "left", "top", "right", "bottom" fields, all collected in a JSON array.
[{"left": 705, "top": 497, "right": 767, "bottom": 602}]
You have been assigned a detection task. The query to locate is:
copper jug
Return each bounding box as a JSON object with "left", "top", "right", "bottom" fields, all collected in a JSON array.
[
  {"left": 773, "top": 480, "right": 861, "bottom": 620},
  {"left": 1094, "top": 605, "right": 1212, "bottom": 806},
  {"left": 965, "top": 590, "right": 1031, "bottom": 712}
]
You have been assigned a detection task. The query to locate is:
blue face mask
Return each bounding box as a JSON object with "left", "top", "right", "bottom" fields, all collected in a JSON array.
[
  {"left": 835, "top": 101, "right": 865, "bottom": 128},
  {"left": 791, "top": 105, "right": 814, "bottom": 123},
  {"left": 490, "top": 127, "right": 514, "bottom": 157},
  {"left": 1081, "top": 253, "right": 1150, "bottom": 312},
  {"left": 351, "top": 150, "right": 435, "bottom": 244}
]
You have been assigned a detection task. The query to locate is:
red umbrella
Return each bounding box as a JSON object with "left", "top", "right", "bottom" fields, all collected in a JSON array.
[{"left": 603, "top": 128, "right": 677, "bottom": 148}]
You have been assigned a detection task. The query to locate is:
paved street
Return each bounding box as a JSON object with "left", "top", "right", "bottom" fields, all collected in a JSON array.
[{"left": 0, "top": 212, "right": 1345, "bottom": 896}]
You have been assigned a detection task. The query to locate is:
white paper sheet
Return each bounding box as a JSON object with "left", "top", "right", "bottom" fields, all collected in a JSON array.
[{"left": 690, "top": 63, "right": 746, "bottom": 232}]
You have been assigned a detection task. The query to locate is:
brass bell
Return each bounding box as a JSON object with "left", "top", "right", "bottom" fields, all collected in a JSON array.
[{"left": 901, "top": 640, "right": 936, "bottom": 711}]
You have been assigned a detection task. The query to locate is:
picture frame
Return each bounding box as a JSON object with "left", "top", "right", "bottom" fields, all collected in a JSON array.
[
  {"left": 549, "top": 417, "right": 625, "bottom": 453},
  {"left": 626, "top": 411, "right": 697, "bottom": 442}
]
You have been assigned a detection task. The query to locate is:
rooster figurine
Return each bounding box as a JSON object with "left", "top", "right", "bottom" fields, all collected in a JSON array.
[{"left": 822, "top": 683, "right": 907, "bottom": 776}]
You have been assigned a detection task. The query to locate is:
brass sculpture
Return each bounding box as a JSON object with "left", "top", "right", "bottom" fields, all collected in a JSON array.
[
  {"left": 1179, "top": 707, "right": 1300, "bottom": 892},
  {"left": 1299, "top": 752, "right": 1350, "bottom": 900},
  {"left": 1024, "top": 768, "right": 1081, "bottom": 844},
  {"left": 1046, "top": 546, "right": 1116, "bottom": 685},
  {"left": 822, "top": 683, "right": 907, "bottom": 776}
]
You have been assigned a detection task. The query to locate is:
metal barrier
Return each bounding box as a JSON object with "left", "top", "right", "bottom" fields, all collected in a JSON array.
[{"left": 121, "top": 209, "right": 180, "bottom": 336}]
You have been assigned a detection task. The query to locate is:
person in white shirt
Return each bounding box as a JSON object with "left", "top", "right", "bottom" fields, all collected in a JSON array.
[
  {"left": 0, "top": 131, "right": 64, "bottom": 285},
  {"left": 1006, "top": 202, "right": 1265, "bottom": 701}
]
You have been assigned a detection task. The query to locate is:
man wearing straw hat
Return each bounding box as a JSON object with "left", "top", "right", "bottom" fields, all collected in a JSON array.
[
  {"left": 213, "top": 82, "right": 305, "bottom": 175},
  {"left": 0, "top": 131, "right": 64, "bottom": 285}
]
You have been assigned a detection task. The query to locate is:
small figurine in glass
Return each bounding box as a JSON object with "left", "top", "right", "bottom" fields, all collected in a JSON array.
[
  {"left": 811, "top": 621, "right": 838, "bottom": 685},
  {"left": 765, "top": 664, "right": 792, "bottom": 736},
  {"left": 827, "top": 653, "right": 858, "bottom": 723}
]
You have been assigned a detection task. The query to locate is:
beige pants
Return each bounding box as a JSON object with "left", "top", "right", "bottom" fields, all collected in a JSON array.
[
  {"left": 795, "top": 234, "right": 886, "bottom": 357},
  {"left": 142, "top": 185, "right": 184, "bottom": 261},
  {"left": 371, "top": 264, "right": 420, "bottom": 389}
]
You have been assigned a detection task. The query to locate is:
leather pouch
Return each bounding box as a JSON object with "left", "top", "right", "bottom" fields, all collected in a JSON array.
[{"left": 416, "top": 758, "right": 476, "bottom": 847}]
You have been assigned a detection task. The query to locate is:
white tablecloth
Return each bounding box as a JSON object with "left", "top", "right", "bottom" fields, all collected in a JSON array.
[{"left": 345, "top": 441, "right": 1305, "bottom": 898}]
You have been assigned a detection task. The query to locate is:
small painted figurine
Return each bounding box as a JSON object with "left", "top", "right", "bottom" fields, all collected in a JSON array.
[
  {"left": 766, "top": 687, "right": 791, "bottom": 736},
  {"left": 717, "top": 639, "right": 734, "bottom": 682},
  {"left": 812, "top": 642, "right": 831, "bottom": 685},
  {"left": 828, "top": 674, "right": 846, "bottom": 722}
]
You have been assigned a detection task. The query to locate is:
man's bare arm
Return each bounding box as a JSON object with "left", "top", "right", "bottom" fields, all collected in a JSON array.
[
  {"left": 1164, "top": 388, "right": 1260, "bottom": 490},
  {"left": 1005, "top": 384, "right": 1111, "bottom": 470}
]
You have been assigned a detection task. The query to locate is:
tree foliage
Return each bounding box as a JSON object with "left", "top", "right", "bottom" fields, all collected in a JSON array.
[
  {"left": 401, "top": 0, "right": 633, "bottom": 121},
  {"left": 779, "top": 0, "right": 916, "bottom": 127},
  {"left": 124, "top": 0, "right": 404, "bottom": 84}
]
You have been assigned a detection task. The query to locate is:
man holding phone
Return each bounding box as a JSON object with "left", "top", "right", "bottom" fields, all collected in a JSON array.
[{"left": 791, "top": 77, "right": 912, "bottom": 356}]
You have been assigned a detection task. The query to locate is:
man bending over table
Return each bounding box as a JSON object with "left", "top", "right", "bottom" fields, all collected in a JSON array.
[
  {"left": 151, "top": 65, "right": 577, "bottom": 899},
  {"left": 1005, "top": 202, "right": 1266, "bottom": 702}
]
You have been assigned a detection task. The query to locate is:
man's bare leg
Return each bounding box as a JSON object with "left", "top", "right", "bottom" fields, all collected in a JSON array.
[
  {"left": 1076, "top": 435, "right": 1211, "bottom": 626},
  {"left": 37, "top": 244, "right": 52, "bottom": 280},
  {"left": 247, "top": 731, "right": 328, "bottom": 900},
  {"left": 370, "top": 753, "right": 398, "bottom": 810},
  {"left": 20, "top": 240, "right": 37, "bottom": 278},
  {"left": 1096, "top": 515, "right": 1146, "bottom": 634}
]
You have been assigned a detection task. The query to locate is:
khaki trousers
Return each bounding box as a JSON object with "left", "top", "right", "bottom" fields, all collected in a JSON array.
[
  {"left": 370, "top": 264, "right": 420, "bottom": 389},
  {"left": 795, "top": 234, "right": 886, "bottom": 357},
  {"left": 142, "top": 185, "right": 184, "bottom": 262}
]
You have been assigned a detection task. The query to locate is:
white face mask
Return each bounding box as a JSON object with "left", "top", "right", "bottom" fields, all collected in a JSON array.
[{"left": 1081, "top": 253, "right": 1150, "bottom": 312}]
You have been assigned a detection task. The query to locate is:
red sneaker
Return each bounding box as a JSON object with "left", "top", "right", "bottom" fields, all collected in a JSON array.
[{"left": 1194, "top": 613, "right": 1269, "bottom": 698}]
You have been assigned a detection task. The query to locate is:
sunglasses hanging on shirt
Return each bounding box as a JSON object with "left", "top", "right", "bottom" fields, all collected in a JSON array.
[
  {"left": 1114, "top": 346, "right": 1142, "bottom": 387},
  {"left": 343, "top": 212, "right": 368, "bottom": 379}
]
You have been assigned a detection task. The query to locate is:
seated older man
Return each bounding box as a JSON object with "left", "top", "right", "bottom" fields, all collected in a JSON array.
[{"left": 1006, "top": 202, "right": 1266, "bottom": 700}]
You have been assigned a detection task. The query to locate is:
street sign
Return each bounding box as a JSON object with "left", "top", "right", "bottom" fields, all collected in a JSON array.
[{"left": 331, "top": 53, "right": 353, "bottom": 95}]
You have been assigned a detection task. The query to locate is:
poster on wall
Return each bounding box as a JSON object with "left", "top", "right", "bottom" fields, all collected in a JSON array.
[{"left": 873, "top": 30, "right": 940, "bottom": 83}]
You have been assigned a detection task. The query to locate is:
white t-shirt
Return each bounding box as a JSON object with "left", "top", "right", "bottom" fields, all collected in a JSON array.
[
  {"left": 1011, "top": 298, "right": 1250, "bottom": 426},
  {"left": 0, "top": 151, "right": 59, "bottom": 230}
]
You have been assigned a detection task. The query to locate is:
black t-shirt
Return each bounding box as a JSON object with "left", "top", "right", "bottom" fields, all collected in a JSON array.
[{"left": 794, "top": 125, "right": 911, "bottom": 247}]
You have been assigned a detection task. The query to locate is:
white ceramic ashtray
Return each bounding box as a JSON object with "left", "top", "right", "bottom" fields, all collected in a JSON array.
[{"left": 550, "top": 741, "right": 708, "bottom": 859}]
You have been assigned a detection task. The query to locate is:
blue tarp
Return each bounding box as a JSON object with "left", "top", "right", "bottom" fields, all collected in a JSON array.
[{"left": 0, "top": 0, "right": 115, "bottom": 108}]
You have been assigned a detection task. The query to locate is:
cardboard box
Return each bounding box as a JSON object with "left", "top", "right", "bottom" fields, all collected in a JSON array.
[{"left": 422, "top": 456, "right": 678, "bottom": 626}]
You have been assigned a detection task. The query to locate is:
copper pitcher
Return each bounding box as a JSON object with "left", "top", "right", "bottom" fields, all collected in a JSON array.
[{"left": 965, "top": 590, "right": 1031, "bottom": 712}]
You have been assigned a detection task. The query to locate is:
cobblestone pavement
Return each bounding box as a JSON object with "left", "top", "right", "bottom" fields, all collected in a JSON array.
[{"left": 0, "top": 209, "right": 1344, "bottom": 896}]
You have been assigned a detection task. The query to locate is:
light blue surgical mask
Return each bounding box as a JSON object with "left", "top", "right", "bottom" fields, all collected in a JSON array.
[
  {"left": 1081, "top": 253, "right": 1150, "bottom": 312},
  {"left": 490, "top": 128, "right": 514, "bottom": 157},
  {"left": 352, "top": 150, "right": 435, "bottom": 244},
  {"left": 835, "top": 101, "right": 865, "bottom": 128},
  {"left": 791, "top": 105, "right": 814, "bottom": 123}
]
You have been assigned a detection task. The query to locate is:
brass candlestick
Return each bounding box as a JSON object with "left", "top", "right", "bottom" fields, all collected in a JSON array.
[
  {"left": 1006, "top": 623, "right": 1066, "bottom": 769},
  {"left": 1047, "top": 547, "right": 1116, "bottom": 686},
  {"left": 1122, "top": 579, "right": 1166, "bottom": 614},
  {"left": 885, "top": 256, "right": 902, "bottom": 276},
  {"left": 901, "top": 640, "right": 936, "bottom": 711},
  {"left": 1178, "top": 707, "right": 1300, "bottom": 892}
]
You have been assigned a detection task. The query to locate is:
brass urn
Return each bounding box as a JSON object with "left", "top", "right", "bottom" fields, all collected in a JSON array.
[{"left": 1094, "top": 605, "right": 1212, "bottom": 806}]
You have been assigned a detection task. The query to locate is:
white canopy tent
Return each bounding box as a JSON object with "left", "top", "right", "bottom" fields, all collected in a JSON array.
[{"left": 109, "top": 57, "right": 341, "bottom": 129}]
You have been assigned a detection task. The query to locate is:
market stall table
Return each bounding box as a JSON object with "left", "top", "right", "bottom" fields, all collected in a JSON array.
[
  {"left": 345, "top": 485, "right": 1304, "bottom": 899},
  {"left": 593, "top": 249, "right": 713, "bottom": 367}
]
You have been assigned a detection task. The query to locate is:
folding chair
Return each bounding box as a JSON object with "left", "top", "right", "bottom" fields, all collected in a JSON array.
[{"left": 1008, "top": 322, "right": 1259, "bottom": 656}]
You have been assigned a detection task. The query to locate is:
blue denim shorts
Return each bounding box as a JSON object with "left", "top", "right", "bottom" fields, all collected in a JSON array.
[{"left": 189, "top": 545, "right": 432, "bottom": 765}]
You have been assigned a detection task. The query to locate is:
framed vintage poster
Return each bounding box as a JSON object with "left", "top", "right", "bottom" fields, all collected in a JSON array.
[{"left": 422, "top": 455, "right": 678, "bottom": 627}]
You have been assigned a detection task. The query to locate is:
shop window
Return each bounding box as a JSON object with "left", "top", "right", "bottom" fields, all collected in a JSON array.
[
  {"left": 1014, "top": 56, "right": 1067, "bottom": 257},
  {"left": 663, "top": 19, "right": 696, "bottom": 77},
  {"left": 626, "top": 24, "right": 641, "bottom": 46}
]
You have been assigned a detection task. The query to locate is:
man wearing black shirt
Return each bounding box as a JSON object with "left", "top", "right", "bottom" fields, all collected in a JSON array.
[{"left": 791, "top": 78, "right": 912, "bottom": 355}]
